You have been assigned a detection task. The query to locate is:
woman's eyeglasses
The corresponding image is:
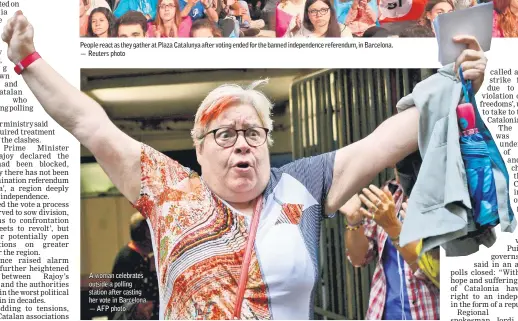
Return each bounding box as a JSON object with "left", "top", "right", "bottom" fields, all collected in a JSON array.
[
  {"left": 308, "top": 7, "right": 330, "bottom": 16},
  {"left": 160, "top": 3, "right": 175, "bottom": 9},
  {"left": 202, "top": 127, "right": 269, "bottom": 148}
]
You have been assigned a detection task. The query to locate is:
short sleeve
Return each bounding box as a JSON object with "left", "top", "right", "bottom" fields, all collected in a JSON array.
[
  {"left": 277, "top": 151, "right": 336, "bottom": 208},
  {"left": 132, "top": 143, "right": 192, "bottom": 220}
]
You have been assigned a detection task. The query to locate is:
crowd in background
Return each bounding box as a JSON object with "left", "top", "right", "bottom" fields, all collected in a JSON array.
[
  {"left": 277, "top": 0, "right": 496, "bottom": 37},
  {"left": 80, "top": 0, "right": 517, "bottom": 38},
  {"left": 79, "top": 0, "right": 273, "bottom": 38}
]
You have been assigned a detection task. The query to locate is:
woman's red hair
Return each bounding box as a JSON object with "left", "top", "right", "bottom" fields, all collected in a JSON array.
[{"left": 494, "top": 0, "right": 518, "bottom": 37}]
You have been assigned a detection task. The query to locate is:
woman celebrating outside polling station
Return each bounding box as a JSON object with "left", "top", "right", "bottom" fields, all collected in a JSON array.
[{"left": 2, "top": 10, "right": 487, "bottom": 320}]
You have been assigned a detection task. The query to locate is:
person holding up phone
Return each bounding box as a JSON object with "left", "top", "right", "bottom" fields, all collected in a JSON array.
[{"left": 340, "top": 168, "right": 439, "bottom": 320}]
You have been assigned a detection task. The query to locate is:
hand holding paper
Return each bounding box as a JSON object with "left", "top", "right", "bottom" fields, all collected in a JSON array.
[
  {"left": 1, "top": 10, "right": 35, "bottom": 64},
  {"left": 434, "top": 2, "right": 493, "bottom": 66},
  {"left": 453, "top": 35, "right": 488, "bottom": 94}
]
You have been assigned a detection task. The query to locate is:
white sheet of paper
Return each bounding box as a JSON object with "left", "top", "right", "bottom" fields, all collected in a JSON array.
[{"left": 434, "top": 2, "right": 493, "bottom": 66}]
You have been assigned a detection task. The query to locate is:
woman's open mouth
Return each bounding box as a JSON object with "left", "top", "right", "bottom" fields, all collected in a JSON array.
[{"left": 234, "top": 162, "right": 252, "bottom": 172}]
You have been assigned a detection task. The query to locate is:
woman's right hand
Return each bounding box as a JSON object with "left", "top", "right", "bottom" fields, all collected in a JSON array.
[
  {"left": 340, "top": 194, "right": 364, "bottom": 226},
  {"left": 2, "top": 11, "right": 35, "bottom": 64}
]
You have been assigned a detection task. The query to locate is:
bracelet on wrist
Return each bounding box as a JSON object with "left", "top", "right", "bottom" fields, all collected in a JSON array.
[
  {"left": 14, "top": 52, "right": 41, "bottom": 75},
  {"left": 390, "top": 234, "right": 401, "bottom": 247},
  {"left": 345, "top": 218, "right": 364, "bottom": 231},
  {"left": 346, "top": 224, "right": 361, "bottom": 231}
]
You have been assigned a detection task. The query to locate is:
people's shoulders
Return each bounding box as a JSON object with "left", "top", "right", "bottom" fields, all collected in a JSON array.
[{"left": 139, "top": 143, "right": 196, "bottom": 185}]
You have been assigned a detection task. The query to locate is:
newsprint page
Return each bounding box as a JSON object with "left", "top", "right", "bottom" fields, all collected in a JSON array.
[{"left": 1, "top": 0, "right": 518, "bottom": 320}]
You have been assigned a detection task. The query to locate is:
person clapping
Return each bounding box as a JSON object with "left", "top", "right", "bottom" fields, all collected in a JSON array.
[{"left": 341, "top": 182, "right": 439, "bottom": 320}]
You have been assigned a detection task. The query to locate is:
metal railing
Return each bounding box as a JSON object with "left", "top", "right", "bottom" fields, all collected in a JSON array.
[{"left": 289, "top": 68, "right": 435, "bottom": 320}]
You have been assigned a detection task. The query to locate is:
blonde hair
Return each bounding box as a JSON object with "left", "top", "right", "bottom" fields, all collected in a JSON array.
[{"left": 191, "top": 79, "right": 274, "bottom": 147}]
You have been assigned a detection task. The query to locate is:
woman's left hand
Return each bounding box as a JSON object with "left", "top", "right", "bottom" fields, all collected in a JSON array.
[
  {"left": 358, "top": 185, "right": 401, "bottom": 232},
  {"left": 453, "top": 35, "right": 487, "bottom": 94}
]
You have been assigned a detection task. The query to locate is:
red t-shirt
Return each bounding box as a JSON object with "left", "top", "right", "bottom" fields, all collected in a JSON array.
[{"left": 378, "top": 0, "right": 427, "bottom": 23}]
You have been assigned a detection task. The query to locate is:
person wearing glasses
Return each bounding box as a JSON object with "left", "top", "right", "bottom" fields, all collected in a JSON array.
[
  {"left": 3, "top": 10, "right": 486, "bottom": 319},
  {"left": 147, "top": 0, "right": 191, "bottom": 37},
  {"left": 284, "top": 0, "right": 352, "bottom": 37}
]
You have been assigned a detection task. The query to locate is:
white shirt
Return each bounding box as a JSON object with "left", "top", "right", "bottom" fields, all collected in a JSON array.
[{"left": 87, "top": 0, "right": 112, "bottom": 14}]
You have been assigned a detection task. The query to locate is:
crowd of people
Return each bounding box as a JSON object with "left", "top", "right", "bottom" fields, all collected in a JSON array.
[
  {"left": 80, "top": 0, "right": 516, "bottom": 38},
  {"left": 277, "top": 0, "right": 493, "bottom": 37},
  {"left": 79, "top": 0, "right": 274, "bottom": 38}
]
